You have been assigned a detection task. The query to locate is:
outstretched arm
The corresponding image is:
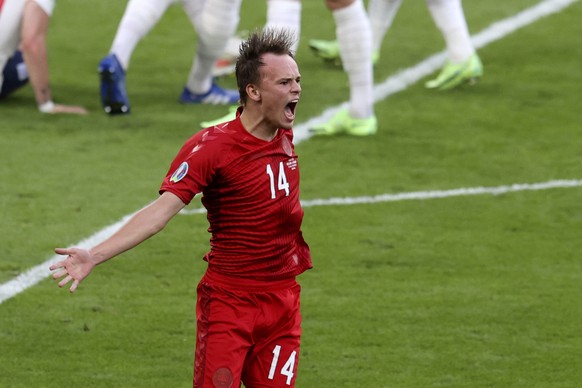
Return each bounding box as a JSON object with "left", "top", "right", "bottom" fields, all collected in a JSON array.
[
  {"left": 50, "top": 191, "right": 186, "bottom": 292},
  {"left": 20, "top": 0, "right": 87, "bottom": 114}
]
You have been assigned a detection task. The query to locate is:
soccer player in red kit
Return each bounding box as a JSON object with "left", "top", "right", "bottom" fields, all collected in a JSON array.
[{"left": 50, "top": 28, "right": 312, "bottom": 387}]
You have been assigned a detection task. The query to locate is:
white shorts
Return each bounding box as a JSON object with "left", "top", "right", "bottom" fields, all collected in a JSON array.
[
  {"left": 0, "top": 0, "right": 54, "bottom": 87},
  {"left": 33, "top": 0, "right": 55, "bottom": 17}
]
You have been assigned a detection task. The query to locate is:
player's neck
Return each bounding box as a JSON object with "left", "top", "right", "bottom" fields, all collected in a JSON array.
[{"left": 240, "top": 111, "right": 279, "bottom": 142}]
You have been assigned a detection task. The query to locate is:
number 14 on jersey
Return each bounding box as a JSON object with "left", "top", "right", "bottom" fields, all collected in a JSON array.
[{"left": 266, "top": 162, "right": 290, "bottom": 199}]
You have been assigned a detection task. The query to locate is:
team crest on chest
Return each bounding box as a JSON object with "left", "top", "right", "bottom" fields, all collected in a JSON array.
[
  {"left": 281, "top": 136, "right": 293, "bottom": 157},
  {"left": 170, "top": 162, "right": 189, "bottom": 183}
]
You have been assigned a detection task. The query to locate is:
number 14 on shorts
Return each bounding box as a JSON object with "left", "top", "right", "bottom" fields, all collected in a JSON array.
[{"left": 268, "top": 345, "right": 297, "bottom": 385}]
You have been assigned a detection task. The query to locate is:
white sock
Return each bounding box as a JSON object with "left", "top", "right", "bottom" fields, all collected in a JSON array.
[
  {"left": 186, "top": 0, "right": 242, "bottom": 93},
  {"left": 110, "top": 0, "right": 174, "bottom": 70},
  {"left": 426, "top": 0, "right": 475, "bottom": 63},
  {"left": 368, "top": 0, "right": 403, "bottom": 54},
  {"left": 222, "top": 36, "right": 244, "bottom": 60},
  {"left": 333, "top": 0, "right": 374, "bottom": 119},
  {"left": 265, "top": 0, "right": 302, "bottom": 54}
]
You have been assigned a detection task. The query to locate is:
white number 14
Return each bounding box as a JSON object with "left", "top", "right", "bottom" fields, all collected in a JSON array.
[
  {"left": 266, "top": 162, "right": 290, "bottom": 199},
  {"left": 268, "top": 345, "right": 296, "bottom": 385}
]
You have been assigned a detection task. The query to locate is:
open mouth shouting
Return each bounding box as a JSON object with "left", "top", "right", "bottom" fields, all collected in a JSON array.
[{"left": 285, "top": 99, "right": 299, "bottom": 122}]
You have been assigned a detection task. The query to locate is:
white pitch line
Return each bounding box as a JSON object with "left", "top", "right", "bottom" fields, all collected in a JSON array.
[
  {"left": 298, "top": 179, "right": 582, "bottom": 207},
  {"left": 0, "top": 0, "right": 577, "bottom": 305},
  {"left": 0, "top": 213, "right": 135, "bottom": 305},
  {"left": 178, "top": 179, "right": 582, "bottom": 215}
]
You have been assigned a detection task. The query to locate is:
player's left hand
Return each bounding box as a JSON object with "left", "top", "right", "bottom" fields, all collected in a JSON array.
[{"left": 50, "top": 247, "right": 95, "bottom": 293}]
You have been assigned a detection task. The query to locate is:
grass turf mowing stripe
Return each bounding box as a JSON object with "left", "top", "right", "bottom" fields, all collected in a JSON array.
[
  {"left": 0, "top": 0, "right": 577, "bottom": 304},
  {"left": 2, "top": 179, "right": 581, "bottom": 304}
]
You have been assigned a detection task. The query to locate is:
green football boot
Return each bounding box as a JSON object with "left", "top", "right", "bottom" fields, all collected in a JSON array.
[
  {"left": 199, "top": 105, "right": 238, "bottom": 128},
  {"left": 308, "top": 39, "right": 379, "bottom": 66},
  {"left": 309, "top": 39, "right": 342, "bottom": 65},
  {"left": 310, "top": 109, "right": 377, "bottom": 136},
  {"left": 425, "top": 54, "right": 483, "bottom": 90}
]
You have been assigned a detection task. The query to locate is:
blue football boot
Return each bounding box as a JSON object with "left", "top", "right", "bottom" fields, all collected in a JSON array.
[
  {"left": 180, "top": 82, "right": 239, "bottom": 105},
  {"left": 0, "top": 51, "right": 29, "bottom": 99},
  {"left": 98, "top": 54, "right": 130, "bottom": 114}
]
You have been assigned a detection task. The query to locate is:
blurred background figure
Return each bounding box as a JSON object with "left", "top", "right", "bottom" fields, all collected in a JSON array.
[
  {"left": 203, "top": 0, "right": 377, "bottom": 136},
  {"left": 309, "top": 0, "right": 377, "bottom": 136},
  {"left": 98, "top": 0, "right": 242, "bottom": 115},
  {"left": 212, "top": 0, "right": 302, "bottom": 77},
  {"left": 199, "top": 0, "right": 302, "bottom": 128},
  {"left": 310, "top": 0, "right": 483, "bottom": 91},
  {"left": 0, "top": 0, "right": 87, "bottom": 114}
]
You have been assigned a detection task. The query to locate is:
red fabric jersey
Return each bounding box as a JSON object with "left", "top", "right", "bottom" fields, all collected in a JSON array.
[{"left": 160, "top": 117, "right": 312, "bottom": 281}]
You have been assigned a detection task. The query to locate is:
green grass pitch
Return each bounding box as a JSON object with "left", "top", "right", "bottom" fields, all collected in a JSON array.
[{"left": 1, "top": 0, "right": 581, "bottom": 386}]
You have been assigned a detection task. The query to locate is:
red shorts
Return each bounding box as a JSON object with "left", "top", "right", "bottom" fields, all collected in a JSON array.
[{"left": 194, "top": 270, "right": 303, "bottom": 388}]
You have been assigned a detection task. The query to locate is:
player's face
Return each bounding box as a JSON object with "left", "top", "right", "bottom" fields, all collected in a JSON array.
[{"left": 257, "top": 53, "right": 301, "bottom": 130}]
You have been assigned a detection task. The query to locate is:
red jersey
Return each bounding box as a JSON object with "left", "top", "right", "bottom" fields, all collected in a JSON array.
[{"left": 160, "top": 117, "right": 312, "bottom": 281}]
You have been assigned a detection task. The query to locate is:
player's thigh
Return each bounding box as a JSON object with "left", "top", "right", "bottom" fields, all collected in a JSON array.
[
  {"left": 195, "top": 282, "right": 255, "bottom": 387},
  {"left": 242, "top": 284, "right": 303, "bottom": 387},
  {"left": 243, "top": 335, "right": 301, "bottom": 388}
]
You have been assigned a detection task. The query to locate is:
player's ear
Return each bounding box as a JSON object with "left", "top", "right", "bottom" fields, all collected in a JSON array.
[{"left": 246, "top": 84, "right": 261, "bottom": 102}]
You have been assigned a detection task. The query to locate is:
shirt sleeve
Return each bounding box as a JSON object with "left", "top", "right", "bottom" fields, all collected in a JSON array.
[{"left": 159, "top": 129, "right": 222, "bottom": 205}]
